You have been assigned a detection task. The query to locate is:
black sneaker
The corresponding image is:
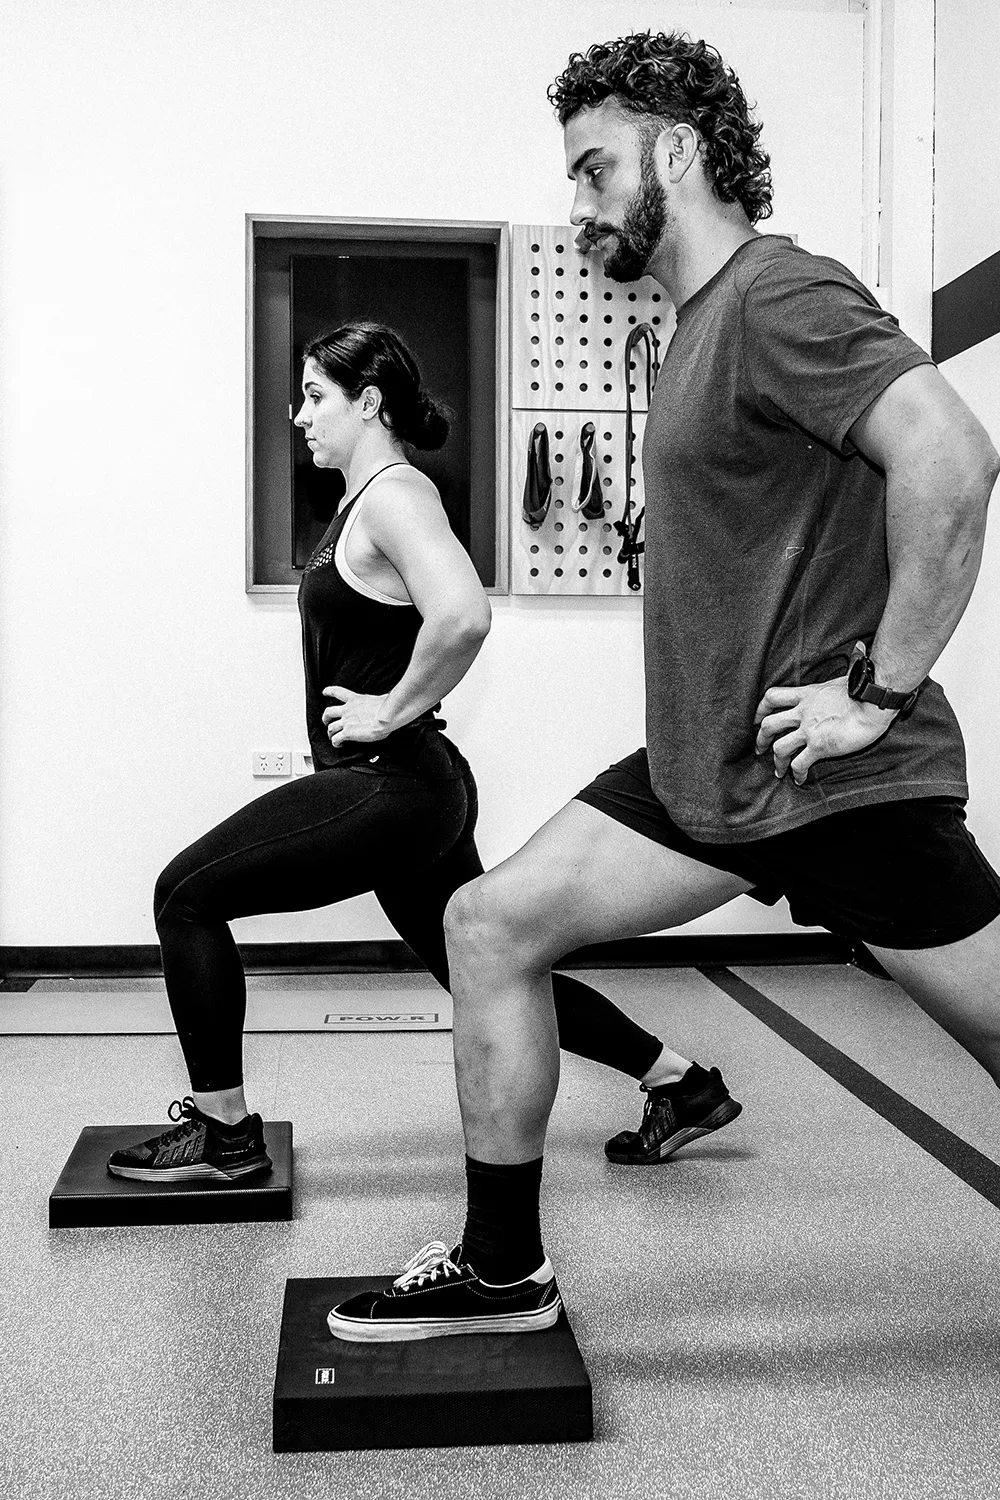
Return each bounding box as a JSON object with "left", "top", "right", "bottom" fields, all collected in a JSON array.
[
  {"left": 327, "top": 1241, "right": 562, "bottom": 1343},
  {"left": 604, "top": 1064, "right": 742, "bottom": 1164},
  {"left": 106, "top": 1097, "right": 272, "bottom": 1183}
]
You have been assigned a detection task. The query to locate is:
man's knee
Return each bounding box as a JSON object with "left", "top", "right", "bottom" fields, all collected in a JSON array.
[{"left": 444, "top": 868, "right": 549, "bottom": 965}]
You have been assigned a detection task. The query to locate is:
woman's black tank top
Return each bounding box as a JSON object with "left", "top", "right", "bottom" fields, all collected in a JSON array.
[{"left": 297, "top": 464, "right": 442, "bottom": 770}]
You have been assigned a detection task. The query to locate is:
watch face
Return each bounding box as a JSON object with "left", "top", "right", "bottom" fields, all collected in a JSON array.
[{"left": 847, "top": 653, "right": 870, "bottom": 698}]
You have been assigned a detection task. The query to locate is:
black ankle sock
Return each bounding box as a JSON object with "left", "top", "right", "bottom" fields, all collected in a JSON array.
[
  {"left": 461, "top": 1156, "right": 544, "bottom": 1284},
  {"left": 674, "top": 1061, "right": 711, "bottom": 1092}
]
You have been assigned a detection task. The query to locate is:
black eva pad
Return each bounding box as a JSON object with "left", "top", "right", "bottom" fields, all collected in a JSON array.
[
  {"left": 48, "top": 1122, "right": 293, "bottom": 1227},
  {"left": 273, "top": 1276, "right": 593, "bottom": 1451}
]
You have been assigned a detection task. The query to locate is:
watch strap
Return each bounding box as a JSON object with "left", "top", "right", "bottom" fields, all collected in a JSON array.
[{"left": 848, "top": 642, "right": 920, "bottom": 714}]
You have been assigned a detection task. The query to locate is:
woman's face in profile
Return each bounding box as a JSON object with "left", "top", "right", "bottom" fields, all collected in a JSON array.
[{"left": 294, "top": 358, "right": 357, "bottom": 468}]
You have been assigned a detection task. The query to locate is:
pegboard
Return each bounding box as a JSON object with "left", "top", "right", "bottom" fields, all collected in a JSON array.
[
  {"left": 510, "top": 408, "right": 646, "bottom": 597},
  {"left": 512, "top": 224, "right": 674, "bottom": 413},
  {"left": 510, "top": 224, "right": 671, "bottom": 595}
]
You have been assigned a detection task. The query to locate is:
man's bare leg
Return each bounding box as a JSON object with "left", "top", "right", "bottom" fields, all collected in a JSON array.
[
  {"left": 444, "top": 800, "right": 752, "bottom": 1163},
  {"left": 870, "top": 915, "right": 1000, "bottom": 1085}
]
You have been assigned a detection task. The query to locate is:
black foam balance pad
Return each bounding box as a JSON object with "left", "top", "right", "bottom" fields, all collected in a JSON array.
[
  {"left": 273, "top": 1276, "right": 593, "bottom": 1452},
  {"left": 48, "top": 1122, "right": 293, "bottom": 1227}
]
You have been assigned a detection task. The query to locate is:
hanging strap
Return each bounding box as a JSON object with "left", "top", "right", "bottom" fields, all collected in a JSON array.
[
  {"left": 573, "top": 421, "right": 606, "bottom": 520},
  {"left": 522, "top": 422, "right": 553, "bottom": 529},
  {"left": 614, "top": 323, "right": 660, "bottom": 592}
]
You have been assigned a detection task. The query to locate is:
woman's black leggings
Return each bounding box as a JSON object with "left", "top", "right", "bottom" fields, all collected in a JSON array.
[{"left": 154, "top": 741, "right": 663, "bottom": 1092}]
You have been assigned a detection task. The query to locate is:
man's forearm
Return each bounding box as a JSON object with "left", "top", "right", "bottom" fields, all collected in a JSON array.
[{"left": 870, "top": 470, "right": 993, "bottom": 695}]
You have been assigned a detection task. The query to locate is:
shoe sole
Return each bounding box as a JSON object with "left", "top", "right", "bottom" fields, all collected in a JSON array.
[
  {"left": 605, "top": 1098, "right": 742, "bottom": 1165},
  {"left": 327, "top": 1297, "right": 562, "bottom": 1343},
  {"left": 106, "top": 1156, "right": 273, "bottom": 1183}
]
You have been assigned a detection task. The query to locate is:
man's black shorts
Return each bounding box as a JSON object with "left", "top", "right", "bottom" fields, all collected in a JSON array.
[{"left": 575, "top": 748, "right": 1000, "bottom": 950}]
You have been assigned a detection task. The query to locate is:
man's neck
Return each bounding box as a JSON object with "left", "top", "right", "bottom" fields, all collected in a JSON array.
[{"left": 649, "top": 206, "right": 759, "bottom": 311}]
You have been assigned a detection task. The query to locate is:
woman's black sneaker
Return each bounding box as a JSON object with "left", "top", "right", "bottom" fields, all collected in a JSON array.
[
  {"left": 106, "top": 1098, "right": 273, "bottom": 1183},
  {"left": 604, "top": 1064, "right": 742, "bottom": 1164},
  {"left": 327, "top": 1240, "right": 562, "bottom": 1343}
]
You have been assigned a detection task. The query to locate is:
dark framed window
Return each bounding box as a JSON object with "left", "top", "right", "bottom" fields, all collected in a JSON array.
[{"left": 247, "top": 216, "right": 509, "bottom": 592}]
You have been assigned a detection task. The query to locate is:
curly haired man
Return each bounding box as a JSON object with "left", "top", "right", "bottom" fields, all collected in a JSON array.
[{"left": 327, "top": 31, "right": 1000, "bottom": 1343}]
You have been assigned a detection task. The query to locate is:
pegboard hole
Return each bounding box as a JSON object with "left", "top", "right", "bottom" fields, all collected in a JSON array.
[
  {"left": 555, "top": 568, "right": 564, "bottom": 577},
  {"left": 554, "top": 453, "right": 564, "bottom": 461},
  {"left": 530, "top": 545, "right": 539, "bottom": 554},
  {"left": 604, "top": 292, "right": 613, "bottom": 301},
  {"left": 652, "top": 292, "right": 661, "bottom": 302},
  {"left": 531, "top": 313, "right": 540, "bottom": 323},
  {"left": 578, "top": 523, "right": 588, "bottom": 532},
  {"left": 580, "top": 268, "right": 589, "bottom": 278},
  {"left": 579, "top": 569, "right": 588, "bottom": 577},
  {"left": 602, "top": 569, "right": 612, "bottom": 577},
  {"left": 628, "top": 292, "right": 637, "bottom": 302},
  {"left": 530, "top": 359, "right": 540, "bottom": 368},
  {"left": 531, "top": 242, "right": 540, "bottom": 252},
  {"left": 580, "top": 360, "right": 588, "bottom": 369},
  {"left": 604, "top": 337, "right": 613, "bottom": 346},
  {"left": 580, "top": 291, "right": 588, "bottom": 300},
  {"left": 603, "top": 546, "right": 613, "bottom": 555},
  {"left": 627, "top": 315, "right": 637, "bottom": 325},
  {"left": 531, "top": 382, "right": 540, "bottom": 391},
  {"left": 580, "top": 337, "right": 589, "bottom": 346},
  {"left": 603, "top": 431, "right": 612, "bottom": 440},
  {"left": 555, "top": 336, "right": 564, "bottom": 346},
  {"left": 530, "top": 568, "right": 539, "bottom": 577},
  {"left": 580, "top": 314, "right": 589, "bottom": 323},
  {"left": 555, "top": 522, "right": 564, "bottom": 531},
  {"left": 555, "top": 243, "right": 565, "bottom": 252},
  {"left": 554, "top": 545, "right": 564, "bottom": 554},
  {"left": 555, "top": 382, "right": 564, "bottom": 391},
  {"left": 603, "top": 523, "right": 613, "bottom": 532},
  {"left": 531, "top": 290, "right": 540, "bottom": 300},
  {"left": 603, "top": 479, "right": 612, "bottom": 488},
  {"left": 603, "top": 316, "right": 613, "bottom": 324},
  {"left": 555, "top": 291, "right": 564, "bottom": 300},
  {"left": 530, "top": 336, "right": 540, "bottom": 345},
  {"left": 531, "top": 266, "right": 540, "bottom": 276},
  {"left": 555, "top": 267, "right": 564, "bottom": 277},
  {"left": 579, "top": 546, "right": 588, "bottom": 554},
  {"left": 554, "top": 430, "right": 564, "bottom": 439},
  {"left": 580, "top": 382, "right": 588, "bottom": 390},
  {"left": 652, "top": 316, "right": 661, "bottom": 326},
  {"left": 555, "top": 359, "right": 564, "bottom": 369},
  {"left": 603, "top": 361, "right": 613, "bottom": 370},
  {"left": 555, "top": 313, "right": 565, "bottom": 323}
]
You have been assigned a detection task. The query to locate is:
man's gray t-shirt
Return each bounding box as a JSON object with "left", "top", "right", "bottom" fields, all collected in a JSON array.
[{"left": 642, "top": 235, "right": 968, "bottom": 843}]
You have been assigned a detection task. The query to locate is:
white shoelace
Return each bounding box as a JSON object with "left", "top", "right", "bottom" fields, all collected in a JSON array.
[{"left": 393, "top": 1241, "right": 462, "bottom": 1290}]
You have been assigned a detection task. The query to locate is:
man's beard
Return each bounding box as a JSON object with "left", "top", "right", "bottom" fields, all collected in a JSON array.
[{"left": 601, "top": 144, "right": 668, "bottom": 282}]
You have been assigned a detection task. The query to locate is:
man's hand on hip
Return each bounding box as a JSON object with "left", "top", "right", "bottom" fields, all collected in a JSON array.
[{"left": 754, "top": 677, "right": 896, "bottom": 787}]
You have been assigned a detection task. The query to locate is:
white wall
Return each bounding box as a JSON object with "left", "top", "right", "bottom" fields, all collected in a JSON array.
[
  {"left": 0, "top": 0, "right": 876, "bottom": 946},
  {"left": 931, "top": 0, "right": 1000, "bottom": 866}
]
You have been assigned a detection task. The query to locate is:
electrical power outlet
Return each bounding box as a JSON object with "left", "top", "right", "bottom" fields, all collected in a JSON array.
[{"left": 252, "top": 750, "right": 291, "bottom": 778}]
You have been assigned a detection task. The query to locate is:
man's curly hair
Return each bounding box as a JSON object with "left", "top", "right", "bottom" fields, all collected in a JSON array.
[{"left": 549, "top": 31, "right": 772, "bottom": 224}]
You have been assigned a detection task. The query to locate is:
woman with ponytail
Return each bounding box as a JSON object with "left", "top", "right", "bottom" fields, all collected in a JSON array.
[{"left": 106, "top": 321, "right": 708, "bottom": 1188}]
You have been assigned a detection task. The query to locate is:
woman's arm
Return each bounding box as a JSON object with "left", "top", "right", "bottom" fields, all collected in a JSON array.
[{"left": 322, "top": 477, "right": 492, "bottom": 746}]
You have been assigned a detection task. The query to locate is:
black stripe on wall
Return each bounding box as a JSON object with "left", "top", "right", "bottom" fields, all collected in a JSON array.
[
  {"left": 932, "top": 248, "right": 1000, "bottom": 363},
  {"left": 702, "top": 966, "right": 1000, "bottom": 1211},
  {"left": 0, "top": 933, "right": 854, "bottom": 982}
]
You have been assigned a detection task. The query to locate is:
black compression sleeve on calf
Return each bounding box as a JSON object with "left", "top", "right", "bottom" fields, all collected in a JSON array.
[
  {"left": 552, "top": 970, "right": 663, "bottom": 1079},
  {"left": 462, "top": 1155, "right": 544, "bottom": 1284}
]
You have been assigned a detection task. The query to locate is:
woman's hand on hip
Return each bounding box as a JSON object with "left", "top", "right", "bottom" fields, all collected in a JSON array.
[{"left": 322, "top": 686, "right": 395, "bottom": 745}]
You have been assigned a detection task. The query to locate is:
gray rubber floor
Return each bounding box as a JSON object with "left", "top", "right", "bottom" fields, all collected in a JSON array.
[{"left": 2, "top": 967, "right": 997, "bottom": 1500}]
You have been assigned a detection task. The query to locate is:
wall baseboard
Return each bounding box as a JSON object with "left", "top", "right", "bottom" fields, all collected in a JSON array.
[{"left": 0, "top": 934, "right": 854, "bottom": 982}]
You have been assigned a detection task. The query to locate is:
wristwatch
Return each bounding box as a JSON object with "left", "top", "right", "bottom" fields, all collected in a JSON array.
[{"left": 846, "top": 641, "right": 920, "bottom": 714}]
